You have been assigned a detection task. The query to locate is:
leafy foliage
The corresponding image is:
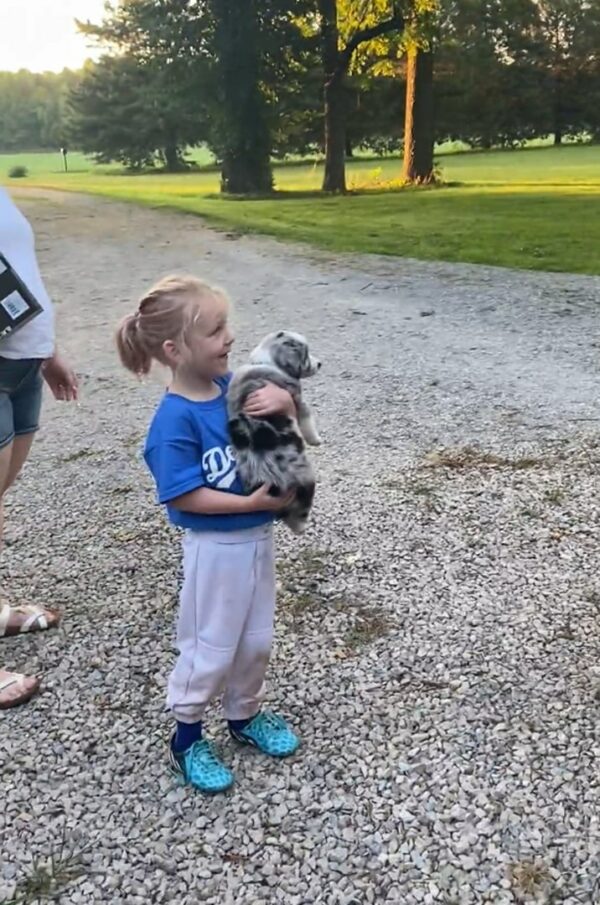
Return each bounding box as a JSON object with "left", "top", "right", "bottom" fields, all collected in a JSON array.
[
  {"left": 0, "top": 70, "right": 77, "bottom": 152},
  {"left": 68, "top": 55, "right": 206, "bottom": 170},
  {"left": 2, "top": 0, "right": 600, "bottom": 188}
]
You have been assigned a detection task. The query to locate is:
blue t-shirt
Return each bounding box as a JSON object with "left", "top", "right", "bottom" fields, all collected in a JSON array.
[{"left": 144, "top": 375, "right": 273, "bottom": 532}]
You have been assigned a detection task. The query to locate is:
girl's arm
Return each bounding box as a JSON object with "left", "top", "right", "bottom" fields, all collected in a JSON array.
[{"left": 171, "top": 483, "right": 294, "bottom": 515}]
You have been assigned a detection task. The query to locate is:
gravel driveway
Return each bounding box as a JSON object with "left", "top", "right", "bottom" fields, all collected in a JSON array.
[{"left": 2, "top": 190, "right": 600, "bottom": 904}]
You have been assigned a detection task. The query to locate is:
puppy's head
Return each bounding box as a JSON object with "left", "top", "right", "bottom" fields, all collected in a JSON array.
[{"left": 250, "top": 331, "right": 321, "bottom": 379}]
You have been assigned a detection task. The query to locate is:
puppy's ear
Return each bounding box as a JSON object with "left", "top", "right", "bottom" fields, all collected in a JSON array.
[{"left": 229, "top": 417, "right": 251, "bottom": 449}]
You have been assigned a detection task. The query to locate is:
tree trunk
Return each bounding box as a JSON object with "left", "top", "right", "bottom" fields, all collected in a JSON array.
[
  {"left": 163, "top": 142, "right": 181, "bottom": 172},
  {"left": 319, "top": 0, "right": 346, "bottom": 193},
  {"left": 552, "top": 70, "right": 563, "bottom": 146},
  {"left": 323, "top": 77, "right": 347, "bottom": 192},
  {"left": 211, "top": 0, "right": 273, "bottom": 194},
  {"left": 403, "top": 47, "right": 435, "bottom": 185},
  {"left": 345, "top": 136, "right": 354, "bottom": 158}
]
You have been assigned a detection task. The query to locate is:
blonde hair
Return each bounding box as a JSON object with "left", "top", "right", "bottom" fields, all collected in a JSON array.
[{"left": 116, "top": 275, "right": 228, "bottom": 376}]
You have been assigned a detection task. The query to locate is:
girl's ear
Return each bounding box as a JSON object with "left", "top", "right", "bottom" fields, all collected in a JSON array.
[{"left": 162, "top": 338, "right": 179, "bottom": 365}]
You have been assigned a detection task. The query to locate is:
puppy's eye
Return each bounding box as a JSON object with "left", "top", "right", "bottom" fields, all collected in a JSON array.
[{"left": 276, "top": 331, "right": 285, "bottom": 339}]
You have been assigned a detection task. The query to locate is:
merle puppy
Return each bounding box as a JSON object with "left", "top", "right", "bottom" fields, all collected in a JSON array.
[{"left": 227, "top": 331, "right": 322, "bottom": 534}]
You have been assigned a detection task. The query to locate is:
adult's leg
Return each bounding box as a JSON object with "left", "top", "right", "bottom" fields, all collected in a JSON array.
[
  {"left": 1, "top": 361, "right": 58, "bottom": 626},
  {"left": 0, "top": 436, "right": 40, "bottom": 707},
  {"left": 0, "top": 361, "right": 57, "bottom": 707},
  {"left": 0, "top": 359, "right": 41, "bottom": 551},
  {"left": 0, "top": 438, "right": 13, "bottom": 551},
  {"left": 0, "top": 433, "right": 36, "bottom": 545},
  {"left": 0, "top": 437, "right": 10, "bottom": 476},
  {"left": 1, "top": 431, "right": 58, "bottom": 631}
]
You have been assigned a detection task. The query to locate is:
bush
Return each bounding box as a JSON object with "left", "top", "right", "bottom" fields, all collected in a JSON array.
[{"left": 8, "top": 165, "right": 28, "bottom": 179}]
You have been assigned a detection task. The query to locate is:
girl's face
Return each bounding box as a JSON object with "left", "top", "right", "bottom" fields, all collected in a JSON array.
[{"left": 165, "top": 294, "right": 234, "bottom": 380}]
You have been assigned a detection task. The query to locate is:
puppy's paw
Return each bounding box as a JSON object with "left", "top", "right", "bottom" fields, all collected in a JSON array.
[
  {"left": 284, "top": 516, "right": 308, "bottom": 535},
  {"left": 304, "top": 431, "right": 322, "bottom": 446}
]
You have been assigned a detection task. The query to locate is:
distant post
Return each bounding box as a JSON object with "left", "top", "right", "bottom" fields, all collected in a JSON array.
[{"left": 60, "top": 147, "right": 68, "bottom": 173}]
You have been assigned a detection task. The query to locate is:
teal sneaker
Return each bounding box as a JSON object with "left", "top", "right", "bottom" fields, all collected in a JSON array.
[
  {"left": 229, "top": 711, "right": 300, "bottom": 757},
  {"left": 169, "top": 736, "right": 234, "bottom": 794}
]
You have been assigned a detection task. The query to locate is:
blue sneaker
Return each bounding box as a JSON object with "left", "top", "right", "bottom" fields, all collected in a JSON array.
[
  {"left": 169, "top": 736, "right": 234, "bottom": 794},
  {"left": 229, "top": 711, "right": 300, "bottom": 757}
]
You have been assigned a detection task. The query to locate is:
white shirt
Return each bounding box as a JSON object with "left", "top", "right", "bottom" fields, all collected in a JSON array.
[{"left": 0, "top": 188, "right": 55, "bottom": 359}]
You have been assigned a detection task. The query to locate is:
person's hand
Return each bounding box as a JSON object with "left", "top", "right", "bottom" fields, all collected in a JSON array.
[
  {"left": 41, "top": 353, "right": 79, "bottom": 402},
  {"left": 248, "top": 484, "right": 295, "bottom": 512},
  {"left": 243, "top": 384, "right": 295, "bottom": 418}
]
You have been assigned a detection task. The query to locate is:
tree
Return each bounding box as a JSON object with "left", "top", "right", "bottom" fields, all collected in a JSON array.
[
  {"left": 346, "top": 75, "right": 405, "bottom": 154},
  {"left": 68, "top": 55, "right": 203, "bottom": 170},
  {"left": 208, "top": 0, "right": 273, "bottom": 193},
  {"left": 433, "top": 0, "right": 547, "bottom": 149},
  {"left": 315, "top": 0, "right": 412, "bottom": 192},
  {"left": 530, "top": 0, "right": 600, "bottom": 144},
  {"left": 77, "top": 0, "right": 310, "bottom": 192},
  {"left": 0, "top": 69, "right": 77, "bottom": 152},
  {"left": 77, "top": 0, "right": 210, "bottom": 170},
  {"left": 403, "top": 45, "right": 435, "bottom": 181},
  {"left": 210, "top": 0, "right": 315, "bottom": 190},
  {"left": 260, "top": 4, "right": 322, "bottom": 160}
]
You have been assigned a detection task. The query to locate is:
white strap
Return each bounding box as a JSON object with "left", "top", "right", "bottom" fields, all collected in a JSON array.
[
  {"left": 19, "top": 609, "right": 48, "bottom": 632},
  {"left": 0, "top": 671, "right": 24, "bottom": 692},
  {"left": 0, "top": 604, "right": 49, "bottom": 635},
  {"left": 0, "top": 604, "right": 11, "bottom": 636}
]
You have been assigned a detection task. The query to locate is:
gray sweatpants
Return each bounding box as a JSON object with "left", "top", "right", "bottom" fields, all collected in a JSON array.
[{"left": 167, "top": 524, "right": 276, "bottom": 724}]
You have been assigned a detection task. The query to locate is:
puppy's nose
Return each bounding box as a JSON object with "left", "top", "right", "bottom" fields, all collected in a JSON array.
[{"left": 317, "top": 361, "right": 322, "bottom": 370}]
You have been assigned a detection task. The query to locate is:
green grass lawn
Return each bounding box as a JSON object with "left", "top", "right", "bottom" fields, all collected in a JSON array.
[{"left": 2, "top": 143, "right": 600, "bottom": 274}]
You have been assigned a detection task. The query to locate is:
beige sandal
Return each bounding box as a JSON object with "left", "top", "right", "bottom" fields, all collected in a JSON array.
[
  {"left": 0, "top": 669, "right": 40, "bottom": 709},
  {"left": 0, "top": 603, "right": 61, "bottom": 638}
]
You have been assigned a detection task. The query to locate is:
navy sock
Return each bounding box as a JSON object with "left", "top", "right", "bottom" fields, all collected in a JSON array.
[
  {"left": 173, "top": 720, "right": 203, "bottom": 753},
  {"left": 228, "top": 716, "right": 256, "bottom": 733}
]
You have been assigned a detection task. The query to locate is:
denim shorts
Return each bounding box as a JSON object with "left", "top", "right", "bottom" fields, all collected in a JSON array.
[{"left": 0, "top": 356, "right": 44, "bottom": 450}]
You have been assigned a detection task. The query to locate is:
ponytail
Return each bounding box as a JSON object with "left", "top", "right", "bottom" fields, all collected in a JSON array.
[{"left": 115, "top": 312, "right": 152, "bottom": 376}]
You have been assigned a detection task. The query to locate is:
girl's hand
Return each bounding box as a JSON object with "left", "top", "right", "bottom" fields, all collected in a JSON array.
[
  {"left": 248, "top": 484, "right": 295, "bottom": 512},
  {"left": 243, "top": 384, "right": 295, "bottom": 418},
  {"left": 42, "top": 353, "right": 79, "bottom": 402}
]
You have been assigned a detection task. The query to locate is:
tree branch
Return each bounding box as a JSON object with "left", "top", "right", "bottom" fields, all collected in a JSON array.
[{"left": 334, "top": 11, "right": 406, "bottom": 81}]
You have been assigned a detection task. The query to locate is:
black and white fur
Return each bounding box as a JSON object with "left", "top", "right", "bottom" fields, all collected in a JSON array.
[{"left": 227, "top": 331, "right": 322, "bottom": 534}]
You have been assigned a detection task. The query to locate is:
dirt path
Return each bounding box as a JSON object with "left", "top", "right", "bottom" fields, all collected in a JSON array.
[{"left": 2, "top": 190, "right": 600, "bottom": 904}]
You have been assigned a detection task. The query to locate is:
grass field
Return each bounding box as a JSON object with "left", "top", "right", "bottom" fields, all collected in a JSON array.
[{"left": 2, "top": 143, "right": 600, "bottom": 274}]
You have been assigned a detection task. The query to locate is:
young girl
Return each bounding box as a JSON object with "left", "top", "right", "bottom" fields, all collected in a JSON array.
[{"left": 116, "top": 275, "right": 300, "bottom": 794}]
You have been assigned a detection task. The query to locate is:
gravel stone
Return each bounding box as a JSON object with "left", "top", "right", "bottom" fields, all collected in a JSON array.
[{"left": 2, "top": 191, "right": 600, "bottom": 903}]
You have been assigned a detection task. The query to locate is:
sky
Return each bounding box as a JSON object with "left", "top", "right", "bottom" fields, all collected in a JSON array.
[{"left": 2, "top": 0, "right": 106, "bottom": 73}]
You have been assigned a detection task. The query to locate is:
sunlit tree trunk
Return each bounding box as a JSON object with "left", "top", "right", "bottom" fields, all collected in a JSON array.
[{"left": 403, "top": 46, "right": 435, "bottom": 184}]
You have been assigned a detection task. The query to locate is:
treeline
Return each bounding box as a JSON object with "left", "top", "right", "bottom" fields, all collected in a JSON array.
[
  {"left": 0, "top": 70, "right": 77, "bottom": 152},
  {"left": 2, "top": 0, "right": 600, "bottom": 193}
]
